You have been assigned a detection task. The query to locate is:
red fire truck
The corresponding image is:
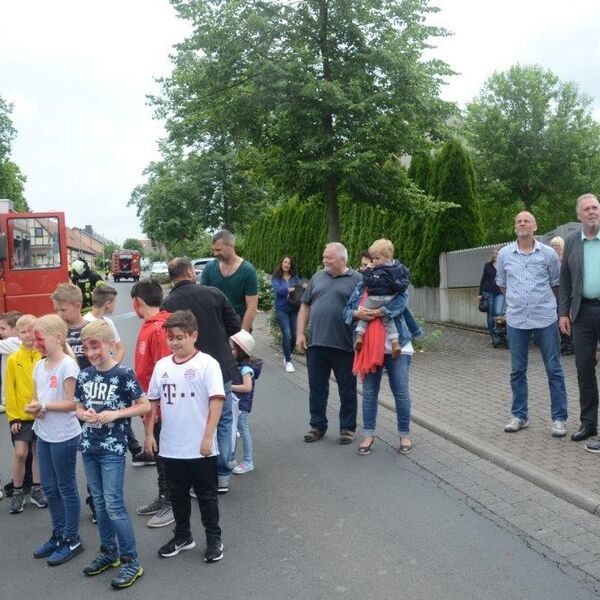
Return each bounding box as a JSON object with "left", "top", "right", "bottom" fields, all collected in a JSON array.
[
  {"left": 112, "top": 250, "right": 141, "bottom": 282},
  {"left": 0, "top": 202, "right": 69, "bottom": 315}
]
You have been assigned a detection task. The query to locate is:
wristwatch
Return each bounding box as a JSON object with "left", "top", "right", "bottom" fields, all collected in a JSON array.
[{"left": 39, "top": 401, "right": 48, "bottom": 416}]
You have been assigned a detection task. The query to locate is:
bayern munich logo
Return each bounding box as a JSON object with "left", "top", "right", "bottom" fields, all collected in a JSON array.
[{"left": 184, "top": 369, "right": 196, "bottom": 380}]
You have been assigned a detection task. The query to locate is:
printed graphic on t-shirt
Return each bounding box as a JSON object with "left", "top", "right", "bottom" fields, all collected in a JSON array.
[
  {"left": 148, "top": 352, "right": 225, "bottom": 459},
  {"left": 67, "top": 325, "right": 91, "bottom": 370},
  {"left": 75, "top": 364, "right": 143, "bottom": 455}
]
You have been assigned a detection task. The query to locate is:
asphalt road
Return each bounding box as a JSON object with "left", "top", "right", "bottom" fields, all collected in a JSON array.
[{"left": 0, "top": 279, "right": 598, "bottom": 599}]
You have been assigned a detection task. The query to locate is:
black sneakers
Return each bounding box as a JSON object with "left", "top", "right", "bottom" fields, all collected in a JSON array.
[
  {"left": 204, "top": 538, "right": 224, "bottom": 563},
  {"left": 131, "top": 451, "right": 156, "bottom": 467},
  {"left": 157, "top": 536, "right": 196, "bottom": 558}
]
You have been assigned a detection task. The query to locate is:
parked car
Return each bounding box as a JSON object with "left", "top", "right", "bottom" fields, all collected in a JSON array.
[
  {"left": 150, "top": 261, "right": 169, "bottom": 277},
  {"left": 191, "top": 257, "right": 213, "bottom": 281}
]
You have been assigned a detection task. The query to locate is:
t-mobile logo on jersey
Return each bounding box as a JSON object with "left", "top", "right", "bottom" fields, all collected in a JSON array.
[
  {"left": 162, "top": 383, "right": 177, "bottom": 404},
  {"left": 162, "top": 383, "right": 196, "bottom": 404}
]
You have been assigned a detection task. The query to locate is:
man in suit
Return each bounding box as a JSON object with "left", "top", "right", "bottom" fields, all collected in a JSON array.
[{"left": 559, "top": 193, "right": 600, "bottom": 446}]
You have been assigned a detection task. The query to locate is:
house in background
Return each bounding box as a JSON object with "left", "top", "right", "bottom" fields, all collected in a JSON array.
[{"left": 66, "top": 226, "right": 106, "bottom": 268}]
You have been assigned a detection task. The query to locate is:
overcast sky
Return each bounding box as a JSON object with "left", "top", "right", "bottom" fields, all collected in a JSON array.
[{"left": 1, "top": 0, "right": 600, "bottom": 243}]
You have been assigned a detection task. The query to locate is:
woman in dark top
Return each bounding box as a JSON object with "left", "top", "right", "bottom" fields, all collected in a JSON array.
[
  {"left": 478, "top": 247, "right": 505, "bottom": 347},
  {"left": 271, "top": 256, "right": 302, "bottom": 373}
]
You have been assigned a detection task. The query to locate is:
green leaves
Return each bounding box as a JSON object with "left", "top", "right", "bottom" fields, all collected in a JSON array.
[
  {"left": 137, "top": 0, "right": 454, "bottom": 244},
  {"left": 464, "top": 64, "right": 600, "bottom": 236}
]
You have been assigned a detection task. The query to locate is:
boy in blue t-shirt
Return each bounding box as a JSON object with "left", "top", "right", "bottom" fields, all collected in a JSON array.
[{"left": 75, "top": 320, "right": 150, "bottom": 590}]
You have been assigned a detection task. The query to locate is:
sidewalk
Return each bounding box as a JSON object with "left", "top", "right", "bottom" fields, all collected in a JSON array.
[{"left": 252, "top": 312, "right": 600, "bottom": 514}]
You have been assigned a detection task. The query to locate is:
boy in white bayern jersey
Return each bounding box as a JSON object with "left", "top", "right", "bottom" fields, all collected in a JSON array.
[{"left": 144, "top": 310, "right": 225, "bottom": 563}]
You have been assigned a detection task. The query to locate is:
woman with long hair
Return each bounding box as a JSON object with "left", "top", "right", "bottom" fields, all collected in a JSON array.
[
  {"left": 478, "top": 247, "right": 505, "bottom": 348},
  {"left": 272, "top": 256, "right": 302, "bottom": 373}
]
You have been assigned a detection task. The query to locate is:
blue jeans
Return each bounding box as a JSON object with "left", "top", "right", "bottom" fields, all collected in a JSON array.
[
  {"left": 82, "top": 452, "right": 137, "bottom": 559},
  {"left": 506, "top": 322, "right": 568, "bottom": 421},
  {"left": 362, "top": 354, "right": 412, "bottom": 436},
  {"left": 37, "top": 435, "right": 81, "bottom": 540},
  {"left": 306, "top": 346, "right": 357, "bottom": 432},
  {"left": 236, "top": 410, "right": 253, "bottom": 465},
  {"left": 217, "top": 382, "right": 234, "bottom": 482},
  {"left": 483, "top": 292, "right": 505, "bottom": 342},
  {"left": 275, "top": 308, "right": 298, "bottom": 362}
]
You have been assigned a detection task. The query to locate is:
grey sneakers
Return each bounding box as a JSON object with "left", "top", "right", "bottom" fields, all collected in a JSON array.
[
  {"left": 505, "top": 417, "right": 568, "bottom": 437},
  {"left": 551, "top": 420, "right": 568, "bottom": 437},
  {"left": 136, "top": 496, "right": 165, "bottom": 516},
  {"left": 147, "top": 504, "right": 175, "bottom": 529},
  {"left": 504, "top": 417, "right": 529, "bottom": 432},
  {"left": 30, "top": 485, "right": 48, "bottom": 508},
  {"left": 10, "top": 489, "right": 25, "bottom": 514}
]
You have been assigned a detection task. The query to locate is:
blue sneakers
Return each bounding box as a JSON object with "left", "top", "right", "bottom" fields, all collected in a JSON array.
[
  {"left": 47, "top": 536, "right": 84, "bottom": 566},
  {"left": 33, "top": 532, "right": 62, "bottom": 559},
  {"left": 83, "top": 545, "right": 120, "bottom": 576},
  {"left": 110, "top": 557, "right": 144, "bottom": 589}
]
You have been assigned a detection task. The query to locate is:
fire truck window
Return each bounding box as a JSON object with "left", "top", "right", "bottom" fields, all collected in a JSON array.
[{"left": 10, "top": 217, "right": 61, "bottom": 270}]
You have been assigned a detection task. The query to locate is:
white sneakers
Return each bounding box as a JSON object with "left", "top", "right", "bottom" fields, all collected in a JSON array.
[{"left": 285, "top": 361, "right": 295, "bottom": 373}]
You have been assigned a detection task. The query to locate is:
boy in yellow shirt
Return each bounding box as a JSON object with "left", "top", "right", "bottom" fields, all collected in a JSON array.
[{"left": 5, "top": 314, "right": 46, "bottom": 514}]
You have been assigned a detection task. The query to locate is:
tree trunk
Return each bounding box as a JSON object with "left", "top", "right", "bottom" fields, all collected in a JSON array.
[
  {"left": 318, "top": 0, "right": 340, "bottom": 242},
  {"left": 326, "top": 175, "right": 340, "bottom": 242}
]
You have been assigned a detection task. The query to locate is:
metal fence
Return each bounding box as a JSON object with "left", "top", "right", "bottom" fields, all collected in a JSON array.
[
  {"left": 443, "top": 222, "right": 581, "bottom": 289},
  {"left": 445, "top": 244, "right": 504, "bottom": 289}
]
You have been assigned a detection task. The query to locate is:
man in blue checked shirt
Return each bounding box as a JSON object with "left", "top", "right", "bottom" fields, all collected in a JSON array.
[{"left": 496, "top": 211, "right": 568, "bottom": 437}]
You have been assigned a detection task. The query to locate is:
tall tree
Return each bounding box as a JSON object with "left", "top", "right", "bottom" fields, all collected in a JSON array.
[
  {"left": 0, "top": 96, "right": 29, "bottom": 210},
  {"left": 121, "top": 238, "right": 144, "bottom": 253},
  {"left": 464, "top": 64, "right": 600, "bottom": 235},
  {"left": 155, "top": 0, "right": 454, "bottom": 241},
  {"left": 413, "top": 140, "right": 483, "bottom": 287}
]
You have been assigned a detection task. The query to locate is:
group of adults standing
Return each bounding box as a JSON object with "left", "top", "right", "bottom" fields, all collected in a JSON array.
[
  {"left": 275, "top": 242, "right": 421, "bottom": 455},
  {"left": 495, "top": 194, "right": 600, "bottom": 452}
]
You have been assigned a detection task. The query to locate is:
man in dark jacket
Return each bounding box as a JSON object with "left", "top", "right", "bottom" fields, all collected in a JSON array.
[
  {"left": 559, "top": 193, "right": 600, "bottom": 445},
  {"left": 162, "top": 257, "right": 241, "bottom": 493}
]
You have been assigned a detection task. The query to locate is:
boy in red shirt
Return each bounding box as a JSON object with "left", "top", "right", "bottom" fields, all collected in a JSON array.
[{"left": 131, "top": 279, "right": 172, "bottom": 528}]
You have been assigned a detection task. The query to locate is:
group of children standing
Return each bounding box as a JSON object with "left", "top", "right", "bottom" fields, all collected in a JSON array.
[{"left": 1, "top": 277, "right": 262, "bottom": 590}]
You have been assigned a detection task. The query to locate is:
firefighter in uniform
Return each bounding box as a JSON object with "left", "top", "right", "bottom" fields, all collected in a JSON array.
[{"left": 70, "top": 258, "right": 105, "bottom": 314}]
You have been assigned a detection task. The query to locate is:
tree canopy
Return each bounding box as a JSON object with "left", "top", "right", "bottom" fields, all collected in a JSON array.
[
  {"left": 135, "top": 0, "right": 455, "bottom": 244},
  {"left": 0, "top": 95, "right": 28, "bottom": 211},
  {"left": 463, "top": 64, "right": 600, "bottom": 238},
  {"left": 121, "top": 238, "right": 144, "bottom": 254}
]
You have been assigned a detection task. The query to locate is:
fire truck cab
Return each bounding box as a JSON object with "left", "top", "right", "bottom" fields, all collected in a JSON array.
[{"left": 0, "top": 200, "right": 69, "bottom": 315}]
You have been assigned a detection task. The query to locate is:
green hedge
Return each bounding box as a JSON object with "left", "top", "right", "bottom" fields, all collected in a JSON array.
[
  {"left": 244, "top": 196, "right": 414, "bottom": 277},
  {"left": 245, "top": 142, "right": 483, "bottom": 285}
]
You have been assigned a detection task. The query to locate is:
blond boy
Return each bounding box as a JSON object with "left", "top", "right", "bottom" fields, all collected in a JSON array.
[
  {"left": 354, "top": 239, "right": 410, "bottom": 359},
  {"left": 5, "top": 314, "right": 46, "bottom": 513}
]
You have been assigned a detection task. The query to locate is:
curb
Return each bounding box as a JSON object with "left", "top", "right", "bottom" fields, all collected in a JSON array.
[{"left": 254, "top": 315, "right": 600, "bottom": 517}]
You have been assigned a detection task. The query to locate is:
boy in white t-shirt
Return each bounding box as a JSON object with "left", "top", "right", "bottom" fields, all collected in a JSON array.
[
  {"left": 144, "top": 310, "right": 225, "bottom": 564},
  {"left": 0, "top": 311, "right": 23, "bottom": 414},
  {"left": 83, "top": 286, "right": 125, "bottom": 362}
]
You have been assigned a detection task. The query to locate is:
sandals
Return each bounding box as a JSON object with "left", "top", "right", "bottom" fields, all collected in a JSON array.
[
  {"left": 358, "top": 437, "right": 375, "bottom": 456},
  {"left": 398, "top": 438, "right": 413, "bottom": 454},
  {"left": 303, "top": 428, "right": 325, "bottom": 443},
  {"left": 338, "top": 430, "right": 355, "bottom": 445}
]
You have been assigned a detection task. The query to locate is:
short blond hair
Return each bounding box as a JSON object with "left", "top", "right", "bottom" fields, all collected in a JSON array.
[
  {"left": 51, "top": 283, "right": 83, "bottom": 305},
  {"left": 549, "top": 236, "right": 564, "bottom": 251},
  {"left": 16, "top": 314, "right": 37, "bottom": 329},
  {"left": 369, "top": 239, "right": 394, "bottom": 259},
  {"left": 81, "top": 319, "right": 115, "bottom": 343}
]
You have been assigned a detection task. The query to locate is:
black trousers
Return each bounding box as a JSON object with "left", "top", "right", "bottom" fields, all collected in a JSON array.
[
  {"left": 163, "top": 456, "right": 221, "bottom": 542},
  {"left": 573, "top": 302, "right": 600, "bottom": 429},
  {"left": 154, "top": 421, "right": 169, "bottom": 499},
  {"left": 306, "top": 345, "right": 357, "bottom": 432}
]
